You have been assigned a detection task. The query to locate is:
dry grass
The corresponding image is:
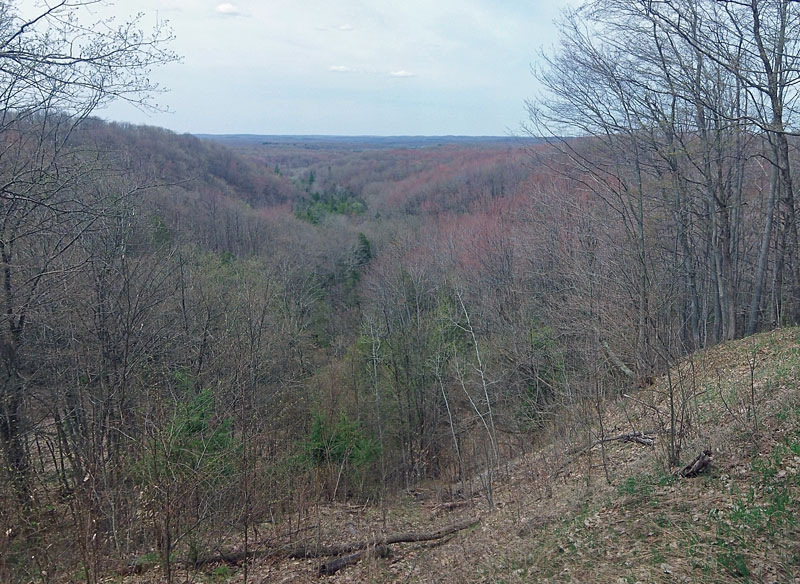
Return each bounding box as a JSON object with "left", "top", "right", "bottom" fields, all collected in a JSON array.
[{"left": 115, "top": 328, "right": 800, "bottom": 583}]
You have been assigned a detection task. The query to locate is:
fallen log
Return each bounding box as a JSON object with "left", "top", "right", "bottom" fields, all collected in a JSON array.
[
  {"left": 119, "top": 518, "right": 480, "bottom": 576},
  {"left": 289, "top": 516, "right": 481, "bottom": 559},
  {"left": 174, "top": 526, "right": 317, "bottom": 570},
  {"left": 318, "top": 546, "right": 390, "bottom": 576},
  {"left": 678, "top": 449, "right": 712, "bottom": 478}
]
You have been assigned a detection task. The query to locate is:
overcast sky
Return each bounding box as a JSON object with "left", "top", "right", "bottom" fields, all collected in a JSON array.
[{"left": 20, "top": 0, "right": 575, "bottom": 136}]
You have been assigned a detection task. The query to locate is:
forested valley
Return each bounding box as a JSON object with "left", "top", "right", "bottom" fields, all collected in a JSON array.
[{"left": 3, "top": 0, "right": 800, "bottom": 582}]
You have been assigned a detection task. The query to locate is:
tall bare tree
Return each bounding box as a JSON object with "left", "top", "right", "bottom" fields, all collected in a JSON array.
[{"left": 0, "top": 0, "right": 175, "bottom": 500}]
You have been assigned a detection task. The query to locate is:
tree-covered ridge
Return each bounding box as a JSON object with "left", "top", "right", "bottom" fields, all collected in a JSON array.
[{"left": 0, "top": 115, "right": 557, "bottom": 582}]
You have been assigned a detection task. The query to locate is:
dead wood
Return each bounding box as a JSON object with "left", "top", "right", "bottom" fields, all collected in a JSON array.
[
  {"left": 122, "top": 527, "right": 315, "bottom": 572},
  {"left": 436, "top": 500, "right": 471, "bottom": 513},
  {"left": 318, "top": 546, "right": 391, "bottom": 576},
  {"left": 614, "top": 431, "right": 656, "bottom": 446},
  {"left": 548, "top": 430, "right": 657, "bottom": 482},
  {"left": 119, "top": 518, "right": 480, "bottom": 575},
  {"left": 189, "top": 547, "right": 250, "bottom": 568},
  {"left": 566, "top": 431, "right": 656, "bottom": 456},
  {"left": 289, "top": 516, "right": 481, "bottom": 559},
  {"left": 678, "top": 449, "right": 712, "bottom": 478},
  {"left": 595, "top": 330, "right": 635, "bottom": 380},
  {"left": 597, "top": 430, "right": 655, "bottom": 447}
]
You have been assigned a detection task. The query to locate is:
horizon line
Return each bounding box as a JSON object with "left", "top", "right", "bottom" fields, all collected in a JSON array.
[{"left": 193, "top": 133, "right": 536, "bottom": 139}]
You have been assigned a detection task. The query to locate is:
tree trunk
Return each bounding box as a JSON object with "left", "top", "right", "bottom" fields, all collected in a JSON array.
[
  {"left": 0, "top": 383, "right": 29, "bottom": 502},
  {"left": 747, "top": 159, "right": 779, "bottom": 335}
]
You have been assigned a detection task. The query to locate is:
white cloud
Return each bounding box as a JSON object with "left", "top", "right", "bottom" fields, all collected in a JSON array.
[
  {"left": 317, "top": 24, "right": 355, "bottom": 32},
  {"left": 216, "top": 3, "right": 241, "bottom": 16},
  {"left": 91, "top": 0, "right": 576, "bottom": 135}
]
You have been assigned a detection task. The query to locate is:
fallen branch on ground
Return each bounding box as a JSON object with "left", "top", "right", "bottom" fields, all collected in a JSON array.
[
  {"left": 318, "top": 546, "right": 391, "bottom": 576},
  {"left": 549, "top": 430, "right": 657, "bottom": 481},
  {"left": 566, "top": 430, "right": 656, "bottom": 456},
  {"left": 289, "top": 516, "right": 481, "bottom": 559},
  {"left": 608, "top": 431, "right": 655, "bottom": 447},
  {"left": 121, "top": 518, "right": 480, "bottom": 574},
  {"left": 126, "top": 526, "right": 317, "bottom": 572}
]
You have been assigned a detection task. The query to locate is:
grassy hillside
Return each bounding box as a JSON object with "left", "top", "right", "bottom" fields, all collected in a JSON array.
[
  {"left": 465, "top": 327, "right": 800, "bottom": 583},
  {"left": 182, "top": 327, "right": 800, "bottom": 583}
]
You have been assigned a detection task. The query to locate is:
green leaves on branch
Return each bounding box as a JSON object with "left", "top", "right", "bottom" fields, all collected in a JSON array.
[
  {"left": 138, "top": 385, "right": 239, "bottom": 487},
  {"left": 294, "top": 189, "right": 366, "bottom": 224},
  {"left": 304, "top": 412, "right": 379, "bottom": 470}
]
